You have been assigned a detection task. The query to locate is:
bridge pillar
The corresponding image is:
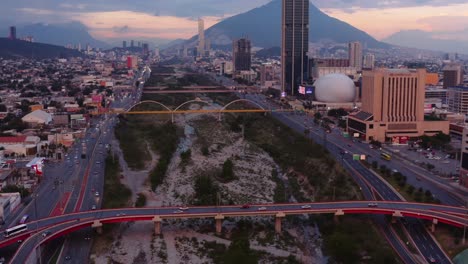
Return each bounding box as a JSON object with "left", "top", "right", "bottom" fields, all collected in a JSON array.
[
  {"left": 153, "top": 216, "right": 162, "bottom": 235},
  {"left": 275, "top": 212, "right": 286, "bottom": 233},
  {"left": 91, "top": 220, "right": 103, "bottom": 234},
  {"left": 334, "top": 209, "right": 344, "bottom": 223},
  {"left": 392, "top": 211, "right": 403, "bottom": 224},
  {"left": 431, "top": 219, "right": 438, "bottom": 233},
  {"left": 214, "top": 214, "right": 224, "bottom": 234}
]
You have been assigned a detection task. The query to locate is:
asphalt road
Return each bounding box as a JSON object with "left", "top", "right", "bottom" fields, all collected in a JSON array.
[
  {"left": 243, "top": 92, "right": 457, "bottom": 264},
  {"left": 55, "top": 66, "right": 150, "bottom": 264}
]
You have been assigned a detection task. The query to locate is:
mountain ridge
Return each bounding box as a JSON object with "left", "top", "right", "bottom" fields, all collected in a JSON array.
[
  {"left": 0, "top": 38, "right": 84, "bottom": 59},
  {"left": 179, "top": 0, "right": 388, "bottom": 49},
  {"left": 383, "top": 29, "right": 468, "bottom": 54}
]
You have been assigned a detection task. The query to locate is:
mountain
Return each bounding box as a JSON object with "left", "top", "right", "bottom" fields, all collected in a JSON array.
[
  {"left": 1, "top": 22, "right": 110, "bottom": 49},
  {"left": 180, "top": 0, "right": 387, "bottom": 49},
  {"left": 256, "top": 47, "right": 281, "bottom": 58},
  {"left": 383, "top": 30, "right": 468, "bottom": 54},
  {"left": 0, "top": 38, "right": 83, "bottom": 59}
]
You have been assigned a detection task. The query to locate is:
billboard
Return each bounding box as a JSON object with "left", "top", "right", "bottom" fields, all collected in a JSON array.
[
  {"left": 298, "top": 86, "right": 314, "bottom": 95},
  {"left": 299, "top": 86, "right": 306, "bottom": 95},
  {"left": 392, "top": 136, "right": 409, "bottom": 145}
]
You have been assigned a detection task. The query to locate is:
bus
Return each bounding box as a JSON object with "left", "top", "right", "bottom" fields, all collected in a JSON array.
[
  {"left": 4, "top": 224, "right": 28, "bottom": 237},
  {"left": 381, "top": 152, "right": 392, "bottom": 161}
]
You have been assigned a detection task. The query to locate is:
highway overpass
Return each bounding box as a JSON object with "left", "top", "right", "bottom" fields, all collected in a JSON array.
[{"left": 3, "top": 201, "right": 468, "bottom": 263}]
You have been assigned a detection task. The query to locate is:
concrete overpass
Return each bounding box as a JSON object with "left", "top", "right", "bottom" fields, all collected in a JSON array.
[{"left": 4, "top": 201, "right": 468, "bottom": 263}]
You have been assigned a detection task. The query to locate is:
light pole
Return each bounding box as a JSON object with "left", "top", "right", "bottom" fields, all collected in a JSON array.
[{"left": 464, "top": 197, "right": 467, "bottom": 245}]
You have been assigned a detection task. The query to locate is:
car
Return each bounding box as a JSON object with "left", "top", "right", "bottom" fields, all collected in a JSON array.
[
  {"left": 173, "top": 210, "right": 184, "bottom": 214},
  {"left": 91, "top": 205, "right": 97, "bottom": 210},
  {"left": 258, "top": 207, "right": 267, "bottom": 211},
  {"left": 241, "top": 204, "right": 251, "bottom": 209},
  {"left": 17, "top": 240, "right": 23, "bottom": 244},
  {"left": 301, "top": 205, "right": 312, "bottom": 209},
  {"left": 392, "top": 169, "right": 398, "bottom": 174},
  {"left": 428, "top": 256, "right": 436, "bottom": 263},
  {"left": 96, "top": 161, "right": 101, "bottom": 164},
  {"left": 368, "top": 203, "right": 378, "bottom": 207},
  {"left": 41, "top": 231, "right": 51, "bottom": 237},
  {"left": 95, "top": 191, "right": 100, "bottom": 197},
  {"left": 178, "top": 206, "right": 189, "bottom": 211},
  {"left": 65, "top": 256, "right": 71, "bottom": 260},
  {"left": 19, "top": 215, "right": 29, "bottom": 224}
]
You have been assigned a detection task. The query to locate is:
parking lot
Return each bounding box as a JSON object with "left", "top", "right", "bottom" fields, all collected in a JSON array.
[{"left": 385, "top": 144, "right": 459, "bottom": 179}]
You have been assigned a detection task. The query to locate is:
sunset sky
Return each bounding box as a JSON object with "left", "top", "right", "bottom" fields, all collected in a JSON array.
[{"left": 3, "top": 0, "right": 468, "bottom": 41}]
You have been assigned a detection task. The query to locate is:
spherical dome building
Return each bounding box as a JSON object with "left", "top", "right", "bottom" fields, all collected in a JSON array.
[{"left": 313, "top": 74, "right": 356, "bottom": 103}]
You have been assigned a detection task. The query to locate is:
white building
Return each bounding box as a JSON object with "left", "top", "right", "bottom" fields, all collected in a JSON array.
[
  {"left": 21, "top": 110, "right": 52, "bottom": 125},
  {"left": 348, "top": 42, "right": 363, "bottom": 70}
]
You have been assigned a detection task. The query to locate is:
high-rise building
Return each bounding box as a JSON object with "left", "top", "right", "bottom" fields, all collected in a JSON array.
[
  {"left": 260, "top": 63, "right": 274, "bottom": 87},
  {"left": 443, "top": 63, "right": 463, "bottom": 89},
  {"left": 123, "top": 41, "right": 127, "bottom": 48},
  {"left": 347, "top": 68, "right": 449, "bottom": 142},
  {"left": 447, "top": 86, "right": 468, "bottom": 115},
  {"left": 198, "top": 18, "right": 205, "bottom": 58},
  {"left": 130, "top": 40, "right": 134, "bottom": 48},
  {"left": 142, "top": 43, "right": 149, "bottom": 55},
  {"left": 155, "top": 47, "right": 160, "bottom": 58},
  {"left": 363, "top": 54, "right": 375, "bottom": 70},
  {"left": 127, "top": 55, "right": 138, "bottom": 69},
  {"left": 233, "top": 38, "right": 251, "bottom": 72},
  {"left": 348, "top": 42, "right": 363, "bottom": 70},
  {"left": 9, "top": 26, "right": 16, "bottom": 40},
  {"left": 281, "top": 0, "right": 309, "bottom": 96}
]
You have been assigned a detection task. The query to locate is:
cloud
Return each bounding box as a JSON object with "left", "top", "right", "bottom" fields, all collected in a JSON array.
[
  {"left": 320, "top": 2, "right": 468, "bottom": 40},
  {"left": 311, "top": 0, "right": 468, "bottom": 9}
]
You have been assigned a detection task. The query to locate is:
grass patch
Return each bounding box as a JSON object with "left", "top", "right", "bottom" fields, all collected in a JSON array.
[
  {"left": 114, "top": 116, "right": 151, "bottom": 170},
  {"left": 320, "top": 215, "right": 401, "bottom": 264},
  {"left": 135, "top": 193, "right": 147, "bottom": 207},
  {"left": 148, "top": 122, "right": 179, "bottom": 190},
  {"left": 434, "top": 225, "right": 468, "bottom": 258},
  {"left": 103, "top": 153, "right": 131, "bottom": 209}
]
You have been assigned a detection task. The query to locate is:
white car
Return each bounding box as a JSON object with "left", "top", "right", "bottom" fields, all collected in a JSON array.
[
  {"left": 301, "top": 205, "right": 312, "bottom": 209},
  {"left": 257, "top": 207, "right": 267, "bottom": 211},
  {"left": 178, "top": 207, "right": 189, "bottom": 211}
]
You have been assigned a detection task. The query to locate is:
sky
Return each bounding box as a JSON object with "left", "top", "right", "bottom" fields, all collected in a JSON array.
[{"left": 3, "top": 0, "right": 468, "bottom": 42}]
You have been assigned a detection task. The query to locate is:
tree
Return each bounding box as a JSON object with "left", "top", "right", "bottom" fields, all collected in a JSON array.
[
  {"left": 194, "top": 175, "right": 218, "bottom": 205},
  {"left": 221, "top": 159, "right": 235, "bottom": 181}
]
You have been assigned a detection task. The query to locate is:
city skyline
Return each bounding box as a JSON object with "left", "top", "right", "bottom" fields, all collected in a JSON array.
[{"left": 2, "top": 0, "right": 468, "bottom": 43}]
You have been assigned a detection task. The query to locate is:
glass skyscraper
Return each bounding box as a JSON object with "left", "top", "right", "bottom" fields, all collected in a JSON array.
[{"left": 281, "top": 0, "right": 309, "bottom": 96}]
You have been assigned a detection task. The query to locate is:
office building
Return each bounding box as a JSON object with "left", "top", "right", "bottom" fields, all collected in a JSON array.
[
  {"left": 123, "top": 41, "right": 127, "bottom": 48},
  {"left": 310, "top": 58, "right": 349, "bottom": 68},
  {"left": 142, "top": 43, "right": 149, "bottom": 55},
  {"left": 363, "top": 54, "right": 375, "bottom": 70},
  {"left": 348, "top": 42, "right": 363, "bottom": 70},
  {"left": 130, "top": 40, "right": 134, "bottom": 48},
  {"left": 443, "top": 64, "right": 464, "bottom": 89},
  {"left": 459, "top": 127, "right": 468, "bottom": 188},
  {"left": 198, "top": 18, "right": 205, "bottom": 58},
  {"left": 9, "top": 26, "right": 16, "bottom": 40},
  {"left": 281, "top": 0, "right": 309, "bottom": 96},
  {"left": 260, "top": 63, "right": 274, "bottom": 86},
  {"left": 447, "top": 86, "right": 468, "bottom": 115},
  {"left": 347, "top": 68, "right": 449, "bottom": 142},
  {"left": 126, "top": 56, "right": 138, "bottom": 69},
  {"left": 155, "top": 47, "right": 160, "bottom": 58},
  {"left": 233, "top": 38, "right": 251, "bottom": 72}
]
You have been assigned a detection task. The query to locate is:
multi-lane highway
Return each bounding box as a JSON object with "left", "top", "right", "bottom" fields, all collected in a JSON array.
[
  {"left": 5, "top": 201, "right": 468, "bottom": 263},
  {"left": 239, "top": 92, "right": 460, "bottom": 264}
]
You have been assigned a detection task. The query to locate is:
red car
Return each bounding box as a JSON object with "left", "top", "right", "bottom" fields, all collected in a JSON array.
[{"left": 241, "top": 204, "right": 251, "bottom": 209}]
